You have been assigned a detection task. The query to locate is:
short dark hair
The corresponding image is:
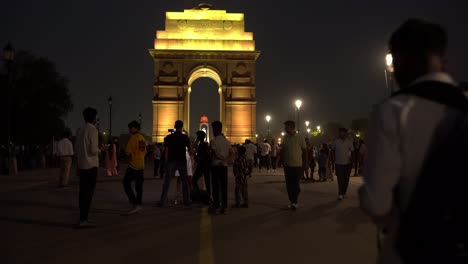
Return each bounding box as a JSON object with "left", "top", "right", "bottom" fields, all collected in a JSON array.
[
  {"left": 339, "top": 127, "right": 348, "bottom": 133},
  {"left": 284, "top": 120, "right": 295, "bottom": 128},
  {"left": 174, "top": 120, "right": 183, "bottom": 130},
  {"left": 63, "top": 130, "right": 71, "bottom": 138},
  {"left": 82, "top": 107, "right": 97, "bottom": 123},
  {"left": 196, "top": 130, "right": 206, "bottom": 140},
  {"left": 128, "top": 120, "right": 141, "bottom": 130},
  {"left": 390, "top": 18, "right": 447, "bottom": 58},
  {"left": 245, "top": 139, "right": 251, "bottom": 144},
  {"left": 237, "top": 145, "right": 246, "bottom": 156},
  {"left": 212, "top": 121, "right": 222, "bottom": 132}
]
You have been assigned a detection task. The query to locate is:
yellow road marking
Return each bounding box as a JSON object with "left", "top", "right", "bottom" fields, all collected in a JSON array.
[{"left": 199, "top": 208, "right": 214, "bottom": 264}]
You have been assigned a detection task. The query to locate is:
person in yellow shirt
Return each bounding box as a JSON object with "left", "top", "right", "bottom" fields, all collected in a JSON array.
[{"left": 122, "top": 121, "right": 147, "bottom": 215}]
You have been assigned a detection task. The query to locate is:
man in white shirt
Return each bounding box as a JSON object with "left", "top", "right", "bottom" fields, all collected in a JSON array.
[
  {"left": 243, "top": 139, "right": 257, "bottom": 174},
  {"left": 210, "top": 121, "right": 233, "bottom": 214},
  {"left": 74, "top": 107, "right": 101, "bottom": 228},
  {"left": 333, "top": 128, "right": 353, "bottom": 200},
  {"left": 259, "top": 139, "right": 272, "bottom": 172},
  {"left": 359, "top": 19, "right": 468, "bottom": 263},
  {"left": 56, "top": 130, "right": 74, "bottom": 188}
]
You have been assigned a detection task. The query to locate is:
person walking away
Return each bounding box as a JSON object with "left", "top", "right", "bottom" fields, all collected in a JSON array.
[
  {"left": 333, "top": 128, "right": 353, "bottom": 200},
  {"left": 359, "top": 19, "right": 468, "bottom": 263},
  {"left": 75, "top": 107, "right": 102, "bottom": 228},
  {"left": 232, "top": 146, "right": 251, "bottom": 208},
  {"left": 153, "top": 143, "right": 161, "bottom": 177},
  {"left": 317, "top": 147, "right": 328, "bottom": 182},
  {"left": 192, "top": 130, "right": 211, "bottom": 204},
  {"left": 244, "top": 139, "right": 257, "bottom": 175},
  {"left": 122, "top": 121, "right": 147, "bottom": 215},
  {"left": 105, "top": 140, "right": 118, "bottom": 177},
  {"left": 158, "top": 120, "right": 191, "bottom": 207},
  {"left": 270, "top": 140, "right": 280, "bottom": 172},
  {"left": 57, "top": 130, "right": 74, "bottom": 188},
  {"left": 280, "top": 121, "right": 308, "bottom": 211},
  {"left": 210, "top": 121, "right": 233, "bottom": 214}
]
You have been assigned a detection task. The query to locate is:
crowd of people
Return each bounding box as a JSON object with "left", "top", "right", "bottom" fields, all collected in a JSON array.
[{"left": 3, "top": 18, "right": 467, "bottom": 262}]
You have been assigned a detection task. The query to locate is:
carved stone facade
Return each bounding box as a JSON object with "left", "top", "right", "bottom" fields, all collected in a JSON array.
[{"left": 149, "top": 5, "right": 260, "bottom": 143}]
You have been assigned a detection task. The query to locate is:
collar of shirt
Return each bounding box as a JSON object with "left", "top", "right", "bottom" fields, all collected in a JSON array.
[{"left": 410, "top": 72, "right": 457, "bottom": 87}]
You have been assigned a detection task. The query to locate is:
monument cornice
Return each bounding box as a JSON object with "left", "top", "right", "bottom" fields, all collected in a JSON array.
[{"left": 149, "top": 49, "right": 261, "bottom": 61}]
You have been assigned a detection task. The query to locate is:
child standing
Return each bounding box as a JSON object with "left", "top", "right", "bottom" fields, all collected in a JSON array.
[{"left": 232, "top": 146, "right": 251, "bottom": 208}]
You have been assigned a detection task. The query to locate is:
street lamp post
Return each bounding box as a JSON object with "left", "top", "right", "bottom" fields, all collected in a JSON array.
[
  {"left": 385, "top": 53, "right": 394, "bottom": 95},
  {"left": 265, "top": 115, "right": 271, "bottom": 139},
  {"left": 295, "top": 100, "right": 302, "bottom": 131},
  {"left": 3, "top": 43, "right": 15, "bottom": 175},
  {"left": 108, "top": 96, "right": 112, "bottom": 140}
]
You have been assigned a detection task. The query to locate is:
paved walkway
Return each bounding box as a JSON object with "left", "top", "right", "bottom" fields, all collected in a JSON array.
[{"left": 1, "top": 166, "right": 376, "bottom": 264}]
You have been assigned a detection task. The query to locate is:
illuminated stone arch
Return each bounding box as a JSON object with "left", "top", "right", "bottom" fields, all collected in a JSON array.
[{"left": 149, "top": 4, "right": 260, "bottom": 143}]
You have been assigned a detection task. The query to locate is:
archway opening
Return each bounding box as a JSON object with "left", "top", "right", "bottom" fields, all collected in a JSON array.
[{"left": 189, "top": 77, "right": 220, "bottom": 140}]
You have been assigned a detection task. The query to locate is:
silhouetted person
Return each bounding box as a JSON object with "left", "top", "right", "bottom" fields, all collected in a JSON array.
[
  {"left": 360, "top": 19, "right": 468, "bottom": 263},
  {"left": 333, "top": 128, "right": 353, "bottom": 200},
  {"left": 280, "top": 121, "right": 308, "bottom": 210},
  {"left": 75, "top": 107, "right": 101, "bottom": 228},
  {"left": 56, "top": 130, "right": 73, "bottom": 188},
  {"left": 192, "top": 130, "right": 211, "bottom": 203},
  {"left": 210, "top": 121, "right": 233, "bottom": 214},
  {"left": 158, "top": 120, "right": 191, "bottom": 207},
  {"left": 122, "top": 121, "right": 147, "bottom": 215}
]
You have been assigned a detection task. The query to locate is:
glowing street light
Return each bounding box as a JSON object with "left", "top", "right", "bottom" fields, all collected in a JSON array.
[
  {"left": 386, "top": 53, "right": 393, "bottom": 71},
  {"left": 385, "top": 52, "right": 394, "bottom": 95},
  {"left": 305, "top": 121, "right": 310, "bottom": 127},
  {"left": 265, "top": 115, "right": 271, "bottom": 138},
  {"left": 295, "top": 100, "right": 302, "bottom": 110},
  {"left": 317, "top": 125, "right": 321, "bottom": 131},
  {"left": 281, "top": 132, "right": 285, "bottom": 136},
  {"left": 295, "top": 99, "right": 303, "bottom": 132},
  {"left": 307, "top": 128, "right": 311, "bottom": 133}
]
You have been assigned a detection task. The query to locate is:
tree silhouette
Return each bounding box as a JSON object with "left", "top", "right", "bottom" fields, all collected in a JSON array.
[{"left": 1, "top": 51, "right": 73, "bottom": 145}]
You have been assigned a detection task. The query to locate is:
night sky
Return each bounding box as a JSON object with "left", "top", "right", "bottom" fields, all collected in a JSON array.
[{"left": 2, "top": 0, "right": 467, "bottom": 138}]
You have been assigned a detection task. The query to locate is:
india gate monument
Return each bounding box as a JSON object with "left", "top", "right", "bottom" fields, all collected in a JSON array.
[{"left": 149, "top": 3, "right": 260, "bottom": 144}]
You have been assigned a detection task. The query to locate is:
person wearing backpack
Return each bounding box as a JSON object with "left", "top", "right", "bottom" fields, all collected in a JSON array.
[{"left": 359, "top": 18, "right": 468, "bottom": 264}]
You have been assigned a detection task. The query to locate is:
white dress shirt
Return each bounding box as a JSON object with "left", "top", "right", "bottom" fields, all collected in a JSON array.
[
  {"left": 359, "top": 72, "right": 458, "bottom": 264},
  {"left": 75, "top": 123, "right": 100, "bottom": 170},
  {"left": 56, "top": 138, "right": 74, "bottom": 157},
  {"left": 333, "top": 138, "right": 353, "bottom": 165},
  {"left": 211, "top": 134, "right": 231, "bottom": 166}
]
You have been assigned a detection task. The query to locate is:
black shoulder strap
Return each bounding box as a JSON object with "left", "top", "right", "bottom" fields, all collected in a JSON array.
[{"left": 392, "top": 81, "right": 468, "bottom": 110}]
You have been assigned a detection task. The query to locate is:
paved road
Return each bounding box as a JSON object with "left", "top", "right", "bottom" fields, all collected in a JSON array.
[{"left": 1, "top": 166, "right": 376, "bottom": 264}]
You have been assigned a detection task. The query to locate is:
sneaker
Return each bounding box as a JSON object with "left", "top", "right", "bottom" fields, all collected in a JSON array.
[
  {"left": 338, "top": 195, "right": 344, "bottom": 201},
  {"left": 76, "top": 220, "right": 96, "bottom": 229},
  {"left": 291, "top": 203, "right": 298, "bottom": 210},
  {"left": 124, "top": 205, "right": 142, "bottom": 216}
]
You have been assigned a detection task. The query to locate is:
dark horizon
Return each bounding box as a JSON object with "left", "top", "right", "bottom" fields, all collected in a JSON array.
[{"left": 2, "top": 0, "right": 467, "bottom": 138}]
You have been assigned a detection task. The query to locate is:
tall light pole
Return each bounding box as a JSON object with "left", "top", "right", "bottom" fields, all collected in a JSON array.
[
  {"left": 265, "top": 115, "right": 271, "bottom": 139},
  {"left": 3, "top": 42, "right": 15, "bottom": 175},
  {"left": 108, "top": 96, "right": 112, "bottom": 141},
  {"left": 295, "top": 100, "right": 302, "bottom": 131},
  {"left": 385, "top": 52, "right": 394, "bottom": 95}
]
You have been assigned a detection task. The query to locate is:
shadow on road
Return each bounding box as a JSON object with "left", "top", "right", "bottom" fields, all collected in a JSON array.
[{"left": 0, "top": 216, "right": 73, "bottom": 229}]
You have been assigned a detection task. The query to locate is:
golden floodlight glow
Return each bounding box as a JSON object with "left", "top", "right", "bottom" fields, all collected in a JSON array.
[
  {"left": 386, "top": 53, "right": 393, "bottom": 67},
  {"left": 155, "top": 7, "right": 255, "bottom": 51},
  {"left": 166, "top": 10, "right": 244, "bottom": 21}
]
